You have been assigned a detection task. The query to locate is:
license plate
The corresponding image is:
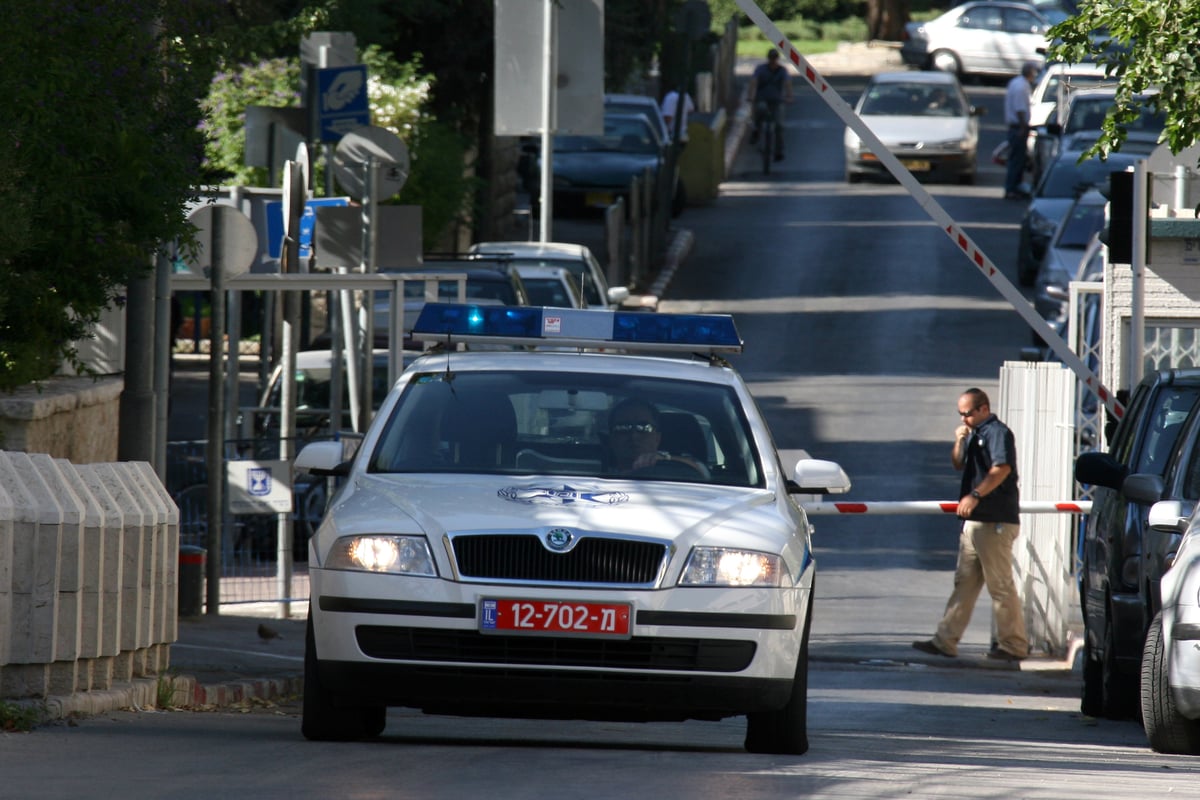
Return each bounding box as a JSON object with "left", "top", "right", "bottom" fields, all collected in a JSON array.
[
  {"left": 480, "top": 598, "right": 632, "bottom": 637},
  {"left": 902, "top": 159, "right": 931, "bottom": 172},
  {"left": 585, "top": 191, "right": 615, "bottom": 207}
]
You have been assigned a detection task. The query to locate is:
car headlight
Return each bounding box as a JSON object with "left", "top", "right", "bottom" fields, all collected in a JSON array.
[
  {"left": 679, "top": 547, "right": 784, "bottom": 587},
  {"left": 929, "top": 138, "right": 968, "bottom": 151},
  {"left": 326, "top": 535, "right": 438, "bottom": 576},
  {"left": 1030, "top": 213, "right": 1057, "bottom": 239}
]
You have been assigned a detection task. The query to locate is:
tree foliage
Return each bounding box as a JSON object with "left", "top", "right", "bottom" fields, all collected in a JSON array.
[
  {"left": 1047, "top": 2, "right": 1200, "bottom": 161},
  {"left": 0, "top": 1, "right": 221, "bottom": 391}
]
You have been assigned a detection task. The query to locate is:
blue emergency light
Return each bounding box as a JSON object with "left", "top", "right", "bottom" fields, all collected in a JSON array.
[{"left": 411, "top": 303, "right": 743, "bottom": 354}]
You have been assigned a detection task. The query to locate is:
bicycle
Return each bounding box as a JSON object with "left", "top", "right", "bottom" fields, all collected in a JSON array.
[{"left": 753, "top": 100, "right": 780, "bottom": 175}]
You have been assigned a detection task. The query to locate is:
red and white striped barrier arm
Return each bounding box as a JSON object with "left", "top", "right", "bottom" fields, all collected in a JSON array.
[
  {"left": 732, "top": 0, "right": 1123, "bottom": 420},
  {"left": 803, "top": 500, "right": 1092, "bottom": 515}
]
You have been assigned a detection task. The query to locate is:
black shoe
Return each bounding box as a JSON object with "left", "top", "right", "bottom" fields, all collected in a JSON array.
[
  {"left": 1004, "top": 190, "right": 1029, "bottom": 201},
  {"left": 986, "top": 646, "right": 1024, "bottom": 662},
  {"left": 774, "top": 152, "right": 784, "bottom": 162},
  {"left": 912, "top": 639, "right": 953, "bottom": 657}
]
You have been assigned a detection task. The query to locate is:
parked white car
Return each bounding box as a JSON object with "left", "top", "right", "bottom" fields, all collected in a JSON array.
[
  {"left": 468, "top": 240, "right": 629, "bottom": 309},
  {"left": 1141, "top": 499, "right": 1200, "bottom": 754},
  {"left": 900, "top": 0, "right": 1051, "bottom": 77}
]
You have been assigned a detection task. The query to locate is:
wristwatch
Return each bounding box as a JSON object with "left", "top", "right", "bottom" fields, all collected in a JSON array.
[{"left": 970, "top": 490, "right": 982, "bottom": 499}]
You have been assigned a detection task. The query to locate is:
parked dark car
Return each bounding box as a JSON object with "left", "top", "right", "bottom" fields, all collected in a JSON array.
[
  {"left": 523, "top": 111, "right": 681, "bottom": 217},
  {"left": 1076, "top": 369, "right": 1200, "bottom": 719},
  {"left": 1017, "top": 146, "right": 1146, "bottom": 286}
]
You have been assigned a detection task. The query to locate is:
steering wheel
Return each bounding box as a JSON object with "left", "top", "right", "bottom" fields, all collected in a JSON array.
[{"left": 633, "top": 453, "right": 710, "bottom": 480}]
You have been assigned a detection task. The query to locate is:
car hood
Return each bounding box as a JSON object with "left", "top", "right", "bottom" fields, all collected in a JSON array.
[
  {"left": 849, "top": 116, "right": 972, "bottom": 146},
  {"left": 332, "top": 473, "right": 788, "bottom": 553},
  {"left": 551, "top": 151, "right": 661, "bottom": 187}
]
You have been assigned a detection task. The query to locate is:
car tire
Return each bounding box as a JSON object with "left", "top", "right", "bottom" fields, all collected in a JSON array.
[
  {"left": 1081, "top": 634, "right": 1105, "bottom": 717},
  {"left": 1141, "top": 611, "right": 1200, "bottom": 754},
  {"left": 845, "top": 168, "right": 862, "bottom": 184},
  {"left": 1017, "top": 257, "right": 1038, "bottom": 288},
  {"left": 745, "top": 590, "right": 812, "bottom": 755},
  {"left": 302, "top": 614, "right": 387, "bottom": 741},
  {"left": 930, "top": 49, "right": 961, "bottom": 75},
  {"left": 957, "top": 170, "right": 975, "bottom": 186}
]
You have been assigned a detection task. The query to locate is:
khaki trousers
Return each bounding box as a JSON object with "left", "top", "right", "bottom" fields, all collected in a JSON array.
[{"left": 932, "top": 520, "right": 1029, "bottom": 658}]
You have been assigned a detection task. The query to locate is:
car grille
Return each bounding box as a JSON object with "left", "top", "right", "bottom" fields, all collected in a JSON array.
[
  {"left": 451, "top": 534, "right": 666, "bottom": 585},
  {"left": 355, "top": 626, "right": 756, "bottom": 672}
]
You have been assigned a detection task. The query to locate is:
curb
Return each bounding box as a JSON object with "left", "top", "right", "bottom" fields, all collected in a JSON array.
[{"left": 22, "top": 672, "right": 304, "bottom": 723}]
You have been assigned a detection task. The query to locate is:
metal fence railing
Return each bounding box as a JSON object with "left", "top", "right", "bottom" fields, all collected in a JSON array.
[{"left": 166, "top": 433, "right": 361, "bottom": 609}]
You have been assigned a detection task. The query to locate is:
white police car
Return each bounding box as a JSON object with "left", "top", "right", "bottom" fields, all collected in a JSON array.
[
  {"left": 294, "top": 304, "right": 851, "bottom": 754},
  {"left": 1141, "top": 499, "right": 1200, "bottom": 754}
]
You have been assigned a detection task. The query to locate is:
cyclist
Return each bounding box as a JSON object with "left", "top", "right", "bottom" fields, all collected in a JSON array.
[{"left": 747, "top": 48, "right": 794, "bottom": 162}]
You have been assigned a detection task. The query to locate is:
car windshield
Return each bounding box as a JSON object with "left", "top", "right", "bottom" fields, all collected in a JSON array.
[
  {"left": 555, "top": 117, "right": 659, "bottom": 155},
  {"left": 860, "top": 83, "right": 964, "bottom": 117},
  {"left": 1054, "top": 201, "right": 1106, "bottom": 248},
  {"left": 521, "top": 277, "right": 576, "bottom": 308},
  {"left": 366, "top": 369, "right": 763, "bottom": 487},
  {"left": 401, "top": 278, "right": 520, "bottom": 305},
  {"left": 1065, "top": 97, "right": 1166, "bottom": 135},
  {"left": 1038, "top": 155, "right": 1130, "bottom": 198}
]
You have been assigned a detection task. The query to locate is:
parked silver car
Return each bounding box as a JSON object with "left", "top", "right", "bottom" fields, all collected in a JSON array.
[{"left": 900, "top": 0, "right": 1051, "bottom": 77}]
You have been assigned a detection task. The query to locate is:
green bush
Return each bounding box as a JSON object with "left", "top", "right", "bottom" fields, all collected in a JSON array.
[{"left": 711, "top": 0, "right": 866, "bottom": 25}]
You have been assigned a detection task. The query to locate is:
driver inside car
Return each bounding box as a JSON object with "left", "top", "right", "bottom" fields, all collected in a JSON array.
[{"left": 606, "top": 398, "right": 705, "bottom": 476}]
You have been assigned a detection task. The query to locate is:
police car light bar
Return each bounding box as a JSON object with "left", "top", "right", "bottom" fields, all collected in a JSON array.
[{"left": 411, "top": 303, "right": 743, "bottom": 354}]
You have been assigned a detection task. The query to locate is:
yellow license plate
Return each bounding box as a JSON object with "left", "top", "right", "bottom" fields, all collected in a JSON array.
[
  {"left": 902, "top": 159, "right": 931, "bottom": 172},
  {"left": 585, "top": 191, "right": 615, "bottom": 207}
]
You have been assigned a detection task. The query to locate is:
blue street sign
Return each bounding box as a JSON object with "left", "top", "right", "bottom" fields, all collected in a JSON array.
[
  {"left": 265, "top": 197, "right": 351, "bottom": 261},
  {"left": 316, "top": 65, "right": 370, "bottom": 143}
]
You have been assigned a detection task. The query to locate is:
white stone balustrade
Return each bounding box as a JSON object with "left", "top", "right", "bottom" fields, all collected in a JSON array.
[{"left": 0, "top": 451, "right": 178, "bottom": 700}]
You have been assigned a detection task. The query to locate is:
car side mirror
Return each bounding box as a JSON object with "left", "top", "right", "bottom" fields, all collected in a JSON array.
[
  {"left": 1147, "top": 499, "right": 1190, "bottom": 533},
  {"left": 971, "top": 105, "right": 987, "bottom": 117},
  {"left": 1122, "top": 472, "right": 1164, "bottom": 505},
  {"left": 1075, "top": 450, "right": 1127, "bottom": 489}
]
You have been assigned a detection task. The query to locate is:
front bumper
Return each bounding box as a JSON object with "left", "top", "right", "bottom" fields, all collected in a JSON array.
[
  {"left": 309, "top": 565, "right": 810, "bottom": 721},
  {"left": 846, "top": 150, "right": 973, "bottom": 181}
]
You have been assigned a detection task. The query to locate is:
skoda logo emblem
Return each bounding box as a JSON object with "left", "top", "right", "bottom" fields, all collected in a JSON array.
[{"left": 545, "top": 529, "right": 574, "bottom": 551}]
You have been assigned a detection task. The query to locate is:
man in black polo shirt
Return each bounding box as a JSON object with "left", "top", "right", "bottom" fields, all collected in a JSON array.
[{"left": 913, "top": 388, "right": 1030, "bottom": 662}]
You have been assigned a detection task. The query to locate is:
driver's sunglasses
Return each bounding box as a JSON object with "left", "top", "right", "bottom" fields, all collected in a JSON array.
[{"left": 612, "top": 422, "right": 656, "bottom": 435}]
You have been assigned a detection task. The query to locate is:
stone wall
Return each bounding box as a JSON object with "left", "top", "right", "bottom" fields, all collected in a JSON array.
[{"left": 0, "top": 377, "right": 123, "bottom": 464}]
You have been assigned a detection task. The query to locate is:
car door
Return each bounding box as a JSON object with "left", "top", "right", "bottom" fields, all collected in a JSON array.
[
  {"left": 954, "top": 5, "right": 1005, "bottom": 73},
  {"left": 1000, "top": 6, "right": 1050, "bottom": 73}
]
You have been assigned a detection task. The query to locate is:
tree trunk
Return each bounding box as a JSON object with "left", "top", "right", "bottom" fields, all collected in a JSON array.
[{"left": 867, "top": 0, "right": 911, "bottom": 42}]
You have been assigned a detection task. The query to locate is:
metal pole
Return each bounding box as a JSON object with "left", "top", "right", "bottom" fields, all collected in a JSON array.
[
  {"left": 1176, "top": 164, "right": 1191, "bottom": 211},
  {"left": 538, "top": 0, "right": 556, "bottom": 243},
  {"left": 360, "top": 156, "right": 377, "bottom": 429},
  {"left": 153, "top": 251, "right": 171, "bottom": 479},
  {"left": 1129, "top": 159, "right": 1148, "bottom": 388},
  {"left": 205, "top": 211, "right": 226, "bottom": 616}
]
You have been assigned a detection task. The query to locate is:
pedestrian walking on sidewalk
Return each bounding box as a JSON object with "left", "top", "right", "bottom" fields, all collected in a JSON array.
[{"left": 913, "top": 388, "right": 1030, "bottom": 662}]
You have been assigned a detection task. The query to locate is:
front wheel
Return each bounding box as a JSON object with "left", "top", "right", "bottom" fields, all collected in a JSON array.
[
  {"left": 302, "top": 615, "right": 387, "bottom": 741},
  {"left": 760, "top": 126, "right": 773, "bottom": 176},
  {"left": 745, "top": 590, "right": 812, "bottom": 755},
  {"left": 1141, "top": 611, "right": 1200, "bottom": 754}
]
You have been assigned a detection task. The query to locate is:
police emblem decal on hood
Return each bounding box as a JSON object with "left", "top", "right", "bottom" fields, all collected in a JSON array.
[{"left": 498, "top": 485, "right": 630, "bottom": 506}]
